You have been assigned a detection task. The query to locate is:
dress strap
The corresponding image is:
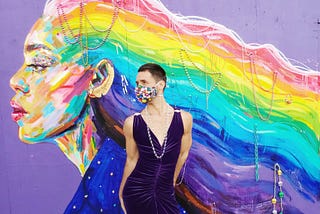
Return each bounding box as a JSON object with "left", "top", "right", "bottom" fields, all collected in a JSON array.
[{"left": 133, "top": 109, "right": 179, "bottom": 116}]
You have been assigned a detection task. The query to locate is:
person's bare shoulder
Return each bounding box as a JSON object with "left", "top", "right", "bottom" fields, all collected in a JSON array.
[
  {"left": 123, "top": 114, "right": 135, "bottom": 136},
  {"left": 180, "top": 110, "right": 193, "bottom": 131}
]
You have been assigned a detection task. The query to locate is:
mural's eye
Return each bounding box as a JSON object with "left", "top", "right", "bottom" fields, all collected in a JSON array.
[
  {"left": 28, "top": 55, "right": 56, "bottom": 73},
  {"left": 27, "top": 64, "right": 48, "bottom": 73}
]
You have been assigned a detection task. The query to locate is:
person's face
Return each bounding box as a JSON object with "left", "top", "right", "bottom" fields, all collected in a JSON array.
[
  {"left": 135, "top": 70, "right": 165, "bottom": 103},
  {"left": 10, "top": 17, "right": 93, "bottom": 143}
]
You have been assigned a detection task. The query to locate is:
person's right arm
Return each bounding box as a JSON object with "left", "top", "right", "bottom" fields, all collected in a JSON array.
[{"left": 119, "top": 115, "right": 139, "bottom": 214}]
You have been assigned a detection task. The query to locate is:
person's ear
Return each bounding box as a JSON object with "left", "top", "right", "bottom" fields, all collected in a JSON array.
[
  {"left": 88, "top": 59, "right": 114, "bottom": 98},
  {"left": 158, "top": 80, "right": 166, "bottom": 91}
]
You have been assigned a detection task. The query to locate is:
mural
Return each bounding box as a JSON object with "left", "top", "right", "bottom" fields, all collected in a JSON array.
[{"left": 9, "top": 0, "right": 319, "bottom": 213}]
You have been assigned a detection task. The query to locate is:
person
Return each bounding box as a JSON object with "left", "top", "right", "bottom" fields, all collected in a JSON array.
[{"left": 119, "top": 63, "right": 193, "bottom": 214}]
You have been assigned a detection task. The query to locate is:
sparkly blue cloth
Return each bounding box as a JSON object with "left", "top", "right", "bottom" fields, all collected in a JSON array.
[
  {"left": 64, "top": 137, "right": 188, "bottom": 214},
  {"left": 64, "top": 138, "right": 126, "bottom": 214}
]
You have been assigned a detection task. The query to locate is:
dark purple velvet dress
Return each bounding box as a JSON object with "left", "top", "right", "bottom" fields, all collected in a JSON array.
[{"left": 123, "top": 109, "right": 183, "bottom": 214}]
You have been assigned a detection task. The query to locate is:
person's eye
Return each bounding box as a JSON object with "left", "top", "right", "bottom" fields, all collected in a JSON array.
[{"left": 27, "top": 64, "right": 48, "bottom": 73}]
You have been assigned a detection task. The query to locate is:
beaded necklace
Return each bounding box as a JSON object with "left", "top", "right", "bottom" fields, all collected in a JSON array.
[
  {"left": 179, "top": 48, "right": 222, "bottom": 93},
  {"left": 253, "top": 124, "right": 259, "bottom": 181},
  {"left": 247, "top": 51, "right": 278, "bottom": 121},
  {"left": 57, "top": 0, "right": 119, "bottom": 65},
  {"left": 179, "top": 48, "right": 222, "bottom": 108},
  {"left": 145, "top": 105, "right": 170, "bottom": 159},
  {"left": 272, "top": 163, "right": 284, "bottom": 214}
]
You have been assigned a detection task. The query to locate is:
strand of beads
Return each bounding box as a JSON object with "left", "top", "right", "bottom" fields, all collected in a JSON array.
[
  {"left": 253, "top": 124, "right": 259, "bottom": 181},
  {"left": 179, "top": 48, "right": 222, "bottom": 109},
  {"left": 176, "top": 160, "right": 187, "bottom": 185},
  {"left": 248, "top": 52, "right": 277, "bottom": 121},
  {"left": 56, "top": 0, "right": 120, "bottom": 65},
  {"left": 272, "top": 163, "right": 284, "bottom": 214},
  {"left": 179, "top": 48, "right": 222, "bottom": 94},
  {"left": 145, "top": 105, "right": 170, "bottom": 159},
  {"left": 146, "top": 125, "right": 167, "bottom": 159}
]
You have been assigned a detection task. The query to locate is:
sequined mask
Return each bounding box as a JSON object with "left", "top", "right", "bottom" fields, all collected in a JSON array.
[{"left": 135, "top": 83, "right": 159, "bottom": 104}]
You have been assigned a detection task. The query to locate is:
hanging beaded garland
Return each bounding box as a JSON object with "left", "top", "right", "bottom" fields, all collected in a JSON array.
[
  {"left": 56, "top": 0, "right": 120, "bottom": 65},
  {"left": 253, "top": 124, "right": 259, "bottom": 181},
  {"left": 247, "top": 52, "right": 278, "bottom": 121},
  {"left": 271, "top": 163, "right": 284, "bottom": 214},
  {"left": 179, "top": 48, "right": 222, "bottom": 109}
]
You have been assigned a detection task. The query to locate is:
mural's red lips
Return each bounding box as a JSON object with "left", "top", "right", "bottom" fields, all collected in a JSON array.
[{"left": 10, "top": 100, "right": 28, "bottom": 122}]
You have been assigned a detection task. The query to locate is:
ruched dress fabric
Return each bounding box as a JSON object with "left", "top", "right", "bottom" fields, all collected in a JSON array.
[{"left": 123, "top": 109, "right": 183, "bottom": 214}]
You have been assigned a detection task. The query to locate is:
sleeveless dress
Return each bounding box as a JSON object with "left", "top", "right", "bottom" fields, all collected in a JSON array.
[{"left": 122, "top": 109, "right": 184, "bottom": 214}]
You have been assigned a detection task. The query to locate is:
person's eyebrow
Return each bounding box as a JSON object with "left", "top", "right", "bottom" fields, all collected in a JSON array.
[
  {"left": 26, "top": 44, "right": 52, "bottom": 52},
  {"left": 136, "top": 79, "right": 147, "bottom": 84}
]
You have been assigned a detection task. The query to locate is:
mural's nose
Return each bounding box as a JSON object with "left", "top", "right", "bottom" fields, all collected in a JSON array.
[{"left": 10, "top": 73, "right": 30, "bottom": 94}]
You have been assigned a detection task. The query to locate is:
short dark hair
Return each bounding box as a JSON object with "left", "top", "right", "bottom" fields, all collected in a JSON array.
[{"left": 138, "top": 63, "right": 167, "bottom": 85}]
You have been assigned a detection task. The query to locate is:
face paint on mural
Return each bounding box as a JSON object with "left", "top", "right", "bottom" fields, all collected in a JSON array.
[
  {"left": 10, "top": 0, "right": 320, "bottom": 213},
  {"left": 10, "top": 16, "right": 94, "bottom": 142}
]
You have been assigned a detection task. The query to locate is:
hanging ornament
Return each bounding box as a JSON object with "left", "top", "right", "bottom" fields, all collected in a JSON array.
[{"left": 271, "top": 163, "right": 284, "bottom": 214}]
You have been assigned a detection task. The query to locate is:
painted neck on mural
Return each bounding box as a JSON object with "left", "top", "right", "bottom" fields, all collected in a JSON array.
[{"left": 55, "top": 105, "right": 98, "bottom": 175}]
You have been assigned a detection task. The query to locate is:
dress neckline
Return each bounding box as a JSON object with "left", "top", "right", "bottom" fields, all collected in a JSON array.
[{"left": 139, "top": 111, "right": 176, "bottom": 148}]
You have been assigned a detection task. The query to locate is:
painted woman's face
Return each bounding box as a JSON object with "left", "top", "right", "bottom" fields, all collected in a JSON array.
[{"left": 10, "top": 17, "right": 93, "bottom": 143}]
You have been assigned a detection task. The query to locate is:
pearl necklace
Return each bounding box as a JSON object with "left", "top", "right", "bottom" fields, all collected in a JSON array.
[{"left": 145, "top": 105, "right": 170, "bottom": 159}]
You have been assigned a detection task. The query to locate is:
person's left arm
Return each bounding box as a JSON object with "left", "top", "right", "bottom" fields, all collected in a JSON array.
[{"left": 173, "top": 110, "right": 193, "bottom": 186}]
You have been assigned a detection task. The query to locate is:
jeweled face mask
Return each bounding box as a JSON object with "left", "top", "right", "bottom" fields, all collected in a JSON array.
[{"left": 135, "top": 84, "right": 158, "bottom": 104}]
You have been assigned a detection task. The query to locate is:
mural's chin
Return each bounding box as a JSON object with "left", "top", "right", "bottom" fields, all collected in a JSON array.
[
  {"left": 17, "top": 120, "right": 75, "bottom": 143},
  {"left": 18, "top": 127, "right": 51, "bottom": 143},
  {"left": 19, "top": 137, "right": 40, "bottom": 145}
]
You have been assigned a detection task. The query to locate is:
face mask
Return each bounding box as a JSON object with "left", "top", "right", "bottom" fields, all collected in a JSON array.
[{"left": 135, "top": 82, "right": 159, "bottom": 104}]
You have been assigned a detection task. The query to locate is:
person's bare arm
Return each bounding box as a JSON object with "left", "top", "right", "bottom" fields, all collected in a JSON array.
[
  {"left": 119, "top": 115, "right": 139, "bottom": 214},
  {"left": 173, "top": 110, "right": 193, "bottom": 186}
]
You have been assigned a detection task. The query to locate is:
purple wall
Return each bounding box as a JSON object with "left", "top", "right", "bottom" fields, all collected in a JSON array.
[
  {"left": 0, "top": 0, "right": 319, "bottom": 213},
  {"left": 0, "top": 1, "right": 80, "bottom": 213}
]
